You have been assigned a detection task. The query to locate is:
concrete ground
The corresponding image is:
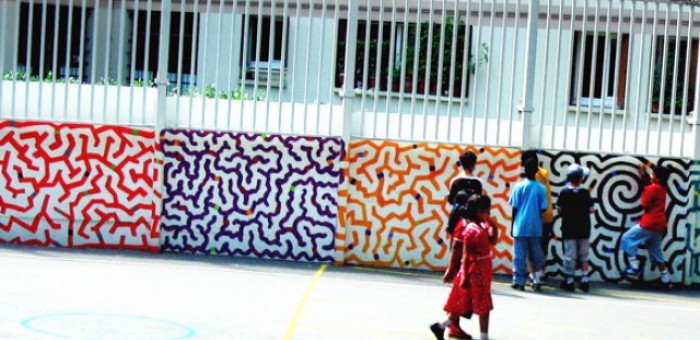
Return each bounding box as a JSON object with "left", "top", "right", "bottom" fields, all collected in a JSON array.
[{"left": 0, "top": 245, "right": 698, "bottom": 340}]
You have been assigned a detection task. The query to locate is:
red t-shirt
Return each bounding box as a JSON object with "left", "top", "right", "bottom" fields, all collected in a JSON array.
[{"left": 640, "top": 181, "right": 667, "bottom": 233}]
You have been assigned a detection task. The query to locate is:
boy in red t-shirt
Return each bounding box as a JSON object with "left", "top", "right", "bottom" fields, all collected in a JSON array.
[{"left": 620, "top": 162, "right": 671, "bottom": 289}]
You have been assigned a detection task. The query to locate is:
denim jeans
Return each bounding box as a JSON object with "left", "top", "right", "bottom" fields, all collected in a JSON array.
[
  {"left": 513, "top": 237, "right": 545, "bottom": 285},
  {"left": 620, "top": 224, "right": 665, "bottom": 264}
]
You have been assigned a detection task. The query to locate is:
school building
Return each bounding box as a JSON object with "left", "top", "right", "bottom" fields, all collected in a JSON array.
[{"left": 1, "top": 0, "right": 700, "bottom": 285}]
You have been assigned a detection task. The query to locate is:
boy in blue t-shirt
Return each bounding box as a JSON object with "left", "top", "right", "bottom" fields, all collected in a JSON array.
[
  {"left": 557, "top": 164, "right": 594, "bottom": 292},
  {"left": 509, "top": 159, "right": 548, "bottom": 291}
]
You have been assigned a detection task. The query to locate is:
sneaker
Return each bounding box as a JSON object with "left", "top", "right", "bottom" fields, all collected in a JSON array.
[
  {"left": 511, "top": 283, "right": 525, "bottom": 291},
  {"left": 658, "top": 281, "right": 672, "bottom": 291},
  {"left": 532, "top": 283, "right": 542, "bottom": 292},
  {"left": 623, "top": 266, "right": 640, "bottom": 277},
  {"left": 447, "top": 324, "right": 473, "bottom": 340},
  {"left": 429, "top": 322, "right": 445, "bottom": 340},
  {"left": 559, "top": 281, "right": 575, "bottom": 292},
  {"left": 578, "top": 282, "right": 590, "bottom": 293}
]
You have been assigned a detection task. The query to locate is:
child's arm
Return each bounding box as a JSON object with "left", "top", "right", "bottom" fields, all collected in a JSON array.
[
  {"left": 460, "top": 241, "right": 470, "bottom": 289},
  {"left": 443, "top": 241, "right": 463, "bottom": 283},
  {"left": 487, "top": 217, "right": 499, "bottom": 245}
]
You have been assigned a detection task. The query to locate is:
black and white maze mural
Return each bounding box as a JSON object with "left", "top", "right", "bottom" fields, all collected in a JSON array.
[{"left": 536, "top": 151, "right": 696, "bottom": 284}]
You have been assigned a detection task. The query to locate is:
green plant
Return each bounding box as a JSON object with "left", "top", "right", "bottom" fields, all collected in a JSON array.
[{"left": 652, "top": 49, "right": 695, "bottom": 114}]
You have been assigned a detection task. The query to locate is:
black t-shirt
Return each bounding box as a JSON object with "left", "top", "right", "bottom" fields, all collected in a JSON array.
[
  {"left": 557, "top": 186, "right": 593, "bottom": 239},
  {"left": 448, "top": 176, "right": 483, "bottom": 205}
]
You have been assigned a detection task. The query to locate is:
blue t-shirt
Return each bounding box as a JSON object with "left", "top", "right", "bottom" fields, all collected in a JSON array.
[{"left": 508, "top": 178, "right": 547, "bottom": 237}]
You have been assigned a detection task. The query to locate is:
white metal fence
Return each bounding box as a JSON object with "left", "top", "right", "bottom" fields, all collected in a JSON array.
[{"left": 2, "top": 0, "right": 700, "bottom": 157}]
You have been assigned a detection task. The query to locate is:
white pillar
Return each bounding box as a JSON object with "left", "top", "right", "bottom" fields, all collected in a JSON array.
[{"left": 518, "top": 0, "right": 539, "bottom": 149}]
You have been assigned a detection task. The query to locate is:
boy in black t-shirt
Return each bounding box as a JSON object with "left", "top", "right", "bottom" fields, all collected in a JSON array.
[{"left": 557, "top": 163, "right": 594, "bottom": 292}]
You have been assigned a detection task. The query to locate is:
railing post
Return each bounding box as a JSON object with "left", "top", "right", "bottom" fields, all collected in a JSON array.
[
  {"left": 335, "top": 0, "right": 359, "bottom": 266},
  {"left": 518, "top": 0, "right": 539, "bottom": 149},
  {"left": 152, "top": 0, "right": 172, "bottom": 250}
]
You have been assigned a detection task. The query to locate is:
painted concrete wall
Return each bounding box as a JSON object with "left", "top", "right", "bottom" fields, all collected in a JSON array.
[
  {"left": 1, "top": 121, "right": 697, "bottom": 283},
  {"left": 158, "top": 129, "right": 344, "bottom": 261},
  {"left": 0, "top": 120, "right": 161, "bottom": 250}
]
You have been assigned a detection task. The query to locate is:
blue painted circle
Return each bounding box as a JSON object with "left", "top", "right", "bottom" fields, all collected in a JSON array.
[{"left": 21, "top": 312, "right": 196, "bottom": 339}]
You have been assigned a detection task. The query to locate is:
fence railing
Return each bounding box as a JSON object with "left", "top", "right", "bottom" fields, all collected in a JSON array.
[{"left": 2, "top": 0, "right": 700, "bottom": 157}]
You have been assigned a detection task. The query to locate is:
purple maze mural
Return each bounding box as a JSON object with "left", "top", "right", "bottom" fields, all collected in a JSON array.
[{"left": 159, "top": 129, "right": 344, "bottom": 262}]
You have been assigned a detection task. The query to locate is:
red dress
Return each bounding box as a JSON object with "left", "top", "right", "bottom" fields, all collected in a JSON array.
[{"left": 443, "top": 220, "right": 494, "bottom": 316}]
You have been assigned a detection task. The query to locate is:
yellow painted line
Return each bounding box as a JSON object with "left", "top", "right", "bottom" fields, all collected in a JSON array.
[{"left": 283, "top": 264, "right": 327, "bottom": 340}]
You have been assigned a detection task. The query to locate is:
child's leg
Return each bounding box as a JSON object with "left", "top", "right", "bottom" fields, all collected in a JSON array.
[
  {"left": 479, "top": 312, "right": 490, "bottom": 340},
  {"left": 620, "top": 225, "right": 647, "bottom": 273},
  {"left": 645, "top": 233, "right": 670, "bottom": 284},
  {"left": 512, "top": 238, "right": 528, "bottom": 286}
]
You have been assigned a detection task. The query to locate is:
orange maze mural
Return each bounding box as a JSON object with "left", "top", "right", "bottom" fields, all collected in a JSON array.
[{"left": 341, "top": 140, "right": 520, "bottom": 273}]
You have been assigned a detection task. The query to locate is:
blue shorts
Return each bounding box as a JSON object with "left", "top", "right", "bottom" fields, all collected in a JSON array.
[{"left": 620, "top": 224, "right": 665, "bottom": 264}]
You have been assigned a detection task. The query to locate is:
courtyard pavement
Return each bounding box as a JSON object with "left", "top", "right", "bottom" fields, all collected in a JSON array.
[{"left": 0, "top": 244, "right": 698, "bottom": 339}]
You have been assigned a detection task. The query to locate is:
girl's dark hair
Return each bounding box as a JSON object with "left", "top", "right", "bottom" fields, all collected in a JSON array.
[
  {"left": 464, "top": 194, "right": 492, "bottom": 222},
  {"left": 446, "top": 205, "right": 469, "bottom": 235}
]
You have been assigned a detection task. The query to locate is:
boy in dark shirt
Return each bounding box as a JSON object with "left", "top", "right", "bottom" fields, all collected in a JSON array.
[{"left": 557, "top": 164, "right": 594, "bottom": 292}]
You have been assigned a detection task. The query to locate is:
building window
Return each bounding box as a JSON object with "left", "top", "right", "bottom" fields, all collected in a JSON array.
[
  {"left": 570, "top": 32, "right": 629, "bottom": 109},
  {"left": 128, "top": 10, "right": 160, "bottom": 85},
  {"left": 335, "top": 18, "right": 476, "bottom": 98},
  {"left": 17, "top": 3, "right": 91, "bottom": 82},
  {"left": 243, "top": 15, "right": 288, "bottom": 86},
  {"left": 651, "top": 37, "right": 698, "bottom": 114},
  {"left": 168, "top": 12, "right": 199, "bottom": 93}
]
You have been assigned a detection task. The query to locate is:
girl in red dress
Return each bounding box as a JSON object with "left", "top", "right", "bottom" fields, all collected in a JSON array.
[{"left": 459, "top": 194, "right": 497, "bottom": 340}]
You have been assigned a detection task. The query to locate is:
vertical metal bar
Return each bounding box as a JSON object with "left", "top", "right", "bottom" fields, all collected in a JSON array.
[
  {"left": 444, "top": 0, "right": 459, "bottom": 142},
  {"left": 102, "top": 0, "right": 114, "bottom": 123},
  {"left": 561, "top": 0, "right": 576, "bottom": 150},
  {"left": 175, "top": 0, "right": 187, "bottom": 128},
  {"left": 50, "top": 0, "right": 60, "bottom": 121},
  {"left": 214, "top": 0, "right": 225, "bottom": 130},
  {"left": 572, "top": 1, "right": 589, "bottom": 150},
  {"left": 656, "top": 4, "right": 671, "bottom": 155},
  {"left": 398, "top": 0, "right": 414, "bottom": 141},
  {"left": 358, "top": 2, "right": 371, "bottom": 137},
  {"left": 0, "top": 0, "right": 6, "bottom": 116},
  {"left": 668, "top": 3, "right": 682, "bottom": 155},
  {"left": 481, "top": 0, "right": 495, "bottom": 146},
  {"left": 156, "top": 0, "right": 171, "bottom": 132},
  {"left": 518, "top": 0, "right": 539, "bottom": 149},
  {"left": 621, "top": 0, "right": 634, "bottom": 153},
  {"left": 594, "top": 0, "right": 608, "bottom": 151},
  {"left": 266, "top": 0, "right": 278, "bottom": 133},
  {"left": 496, "top": 0, "right": 507, "bottom": 146},
  {"left": 507, "top": 0, "right": 520, "bottom": 146},
  {"left": 469, "top": 0, "right": 483, "bottom": 144},
  {"left": 189, "top": 0, "right": 199, "bottom": 129},
  {"left": 116, "top": 0, "right": 127, "bottom": 123},
  {"left": 77, "top": 0, "right": 87, "bottom": 121},
  {"left": 341, "top": 0, "right": 359, "bottom": 142},
  {"left": 409, "top": 0, "right": 424, "bottom": 141},
  {"left": 38, "top": 0, "right": 48, "bottom": 119},
  {"left": 252, "top": 0, "right": 263, "bottom": 130},
  {"left": 632, "top": 1, "right": 647, "bottom": 154},
  {"left": 314, "top": 0, "right": 327, "bottom": 135},
  {"left": 10, "top": 0, "right": 21, "bottom": 119},
  {"left": 226, "top": 0, "right": 236, "bottom": 131},
  {"left": 89, "top": 1, "right": 101, "bottom": 122},
  {"left": 679, "top": 3, "right": 695, "bottom": 155},
  {"left": 141, "top": 0, "right": 155, "bottom": 126},
  {"left": 303, "top": 0, "right": 314, "bottom": 135},
  {"left": 644, "top": 3, "right": 659, "bottom": 154},
  {"left": 128, "top": 0, "right": 140, "bottom": 126},
  {"left": 23, "top": 0, "right": 36, "bottom": 120},
  {"left": 609, "top": 1, "right": 624, "bottom": 152},
  {"left": 369, "top": 0, "right": 384, "bottom": 138},
  {"left": 62, "top": 0, "right": 75, "bottom": 122},
  {"left": 538, "top": 0, "right": 552, "bottom": 148},
  {"left": 583, "top": 0, "right": 601, "bottom": 151},
  {"left": 549, "top": 0, "right": 563, "bottom": 148},
  {"left": 385, "top": 1, "right": 397, "bottom": 139},
  {"left": 200, "top": 0, "right": 212, "bottom": 129},
  {"left": 328, "top": 0, "right": 339, "bottom": 136},
  {"left": 421, "top": 0, "right": 435, "bottom": 141},
  {"left": 433, "top": 0, "right": 447, "bottom": 141},
  {"left": 288, "top": 0, "right": 301, "bottom": 133},
  {"left": 277, "top": 0, "right": 290, "bottom": 133}
]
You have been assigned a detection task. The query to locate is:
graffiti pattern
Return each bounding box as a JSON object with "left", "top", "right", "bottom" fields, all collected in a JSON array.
[
  {"left": 343, "top": 140, "right": 692, "bottom": 283},
  {"left": 540, "top": 151, "right": 690, "bottom": 283},
  {"left": 159, "top": 129, "right": 344, "bottom": 262},
  {"left": 0, "top": 120, "right": 161, "bottom": 250},
  {"left": 343, "top": 141, "right": 519, "bottom": 272}
]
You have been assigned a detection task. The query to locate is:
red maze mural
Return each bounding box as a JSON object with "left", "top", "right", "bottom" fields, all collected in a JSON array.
[
  {"left": 0, "top": 120, "right": 161, "bottom": 251},
  {"left": 341, "top": 140, "right": 520, "bottom": 273}
]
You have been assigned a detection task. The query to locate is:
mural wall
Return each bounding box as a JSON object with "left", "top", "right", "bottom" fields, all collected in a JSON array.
[
  {"left": 342, "top": 140, "right": 693, "bottom": 283},
  {"left": 0, "top": 120, "right": 161, "bottom": 250},
  {"left": 159, "top": 129, "right": 344, "bottom": 262}
]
